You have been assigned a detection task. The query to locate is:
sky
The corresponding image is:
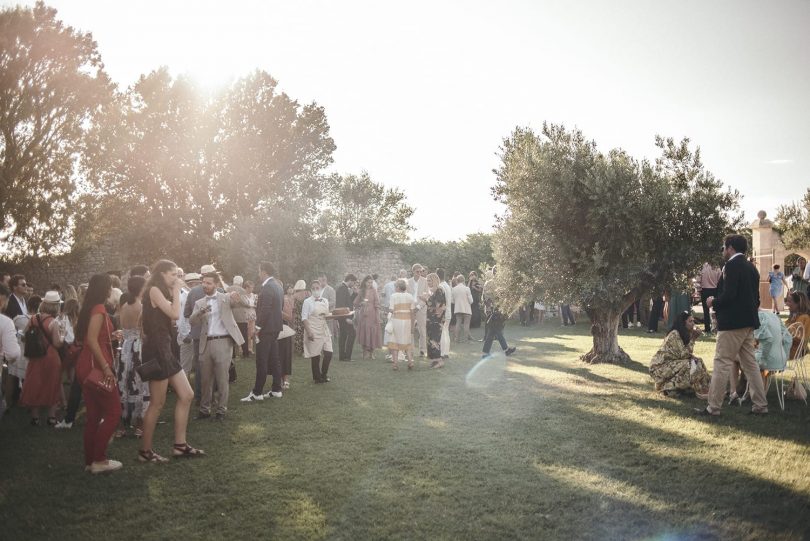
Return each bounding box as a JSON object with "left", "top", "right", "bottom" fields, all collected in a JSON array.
[{"left": 6, "top": 0, "right": 809, "bottom": 240}]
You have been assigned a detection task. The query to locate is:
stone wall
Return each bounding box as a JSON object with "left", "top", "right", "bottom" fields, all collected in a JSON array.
[
  {"left": 332, "top": 246, "right": 406, "bottom": 283},
  {"left": 2, "top": 241, "right": 408, "bottom": 294},
  {"left": 2, "top": 239, "right": 135, "bottom": 292}
]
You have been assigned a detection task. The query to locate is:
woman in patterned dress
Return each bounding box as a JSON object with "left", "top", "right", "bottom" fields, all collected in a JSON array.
[
  {"left": 422, "top": 273, "right": 446, "bottom": 368},
  {"left": 649, "top": 311, "right": 709, "bottom": 397},
  {"left": 115, "top": 276, "right": 150, "bottom": 438}
]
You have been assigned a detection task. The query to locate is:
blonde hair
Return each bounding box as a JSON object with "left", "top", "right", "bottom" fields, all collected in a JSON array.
[
  {"left": 426, "top": 273, "right": 440, "bottom": 288},
  {"left": 39, "top": 301, "right": 60, "bottom": 317}
]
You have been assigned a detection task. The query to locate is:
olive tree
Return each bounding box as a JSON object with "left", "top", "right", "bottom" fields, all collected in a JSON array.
[{"left": 492, "top": 123, "right": 740, "bottom": 363}]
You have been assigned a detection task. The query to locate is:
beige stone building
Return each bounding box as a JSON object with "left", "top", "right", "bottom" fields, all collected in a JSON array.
[{"left": 751, "top": 210, "right": 809, "bottom": 310}]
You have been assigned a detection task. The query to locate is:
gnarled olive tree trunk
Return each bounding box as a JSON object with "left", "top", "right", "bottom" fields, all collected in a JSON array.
[{"left": 581, "top": 310, "right": 631, "bottom": 364}]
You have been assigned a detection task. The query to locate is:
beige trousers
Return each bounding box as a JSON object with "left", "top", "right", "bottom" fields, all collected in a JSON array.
[
  {"left": 708, "top": 327, "right": 768, "bottom": 413},
  {"left": 200, "top": 337, "right": 233, "bottom": 415}
]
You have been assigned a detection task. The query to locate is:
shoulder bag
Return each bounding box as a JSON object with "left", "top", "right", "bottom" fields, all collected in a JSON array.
[{"left": 83, "top": 315, "right": 116, "bottom": 393}]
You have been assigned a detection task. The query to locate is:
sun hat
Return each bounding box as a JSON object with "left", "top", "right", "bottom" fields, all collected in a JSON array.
[
  {"left": 293, "top": 280, "right": 307, "bottom": 291},
  {"left": 42, "top": 291, "right": 62, "bottom": 303},
  {"left": 200, "top": 264, "right": 217, "bottom": 274},
  {"left": 233, "top": 275, "right": 244, "bottom": 286},
  {"left": 184, "top": 272, "right": 201, "bottom": 282}
]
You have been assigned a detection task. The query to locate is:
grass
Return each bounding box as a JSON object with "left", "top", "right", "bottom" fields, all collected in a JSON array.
[{"left": 1, "top": 322, "right": 809, "bottom": 540}]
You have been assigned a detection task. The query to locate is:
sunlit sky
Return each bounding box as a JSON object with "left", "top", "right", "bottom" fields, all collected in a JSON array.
[{"left": 8, "top": 0, "right": 810, "bottom": 240}]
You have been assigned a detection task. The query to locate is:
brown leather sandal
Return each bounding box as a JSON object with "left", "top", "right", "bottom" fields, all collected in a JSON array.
[{"left": 172, "top": 443, "right": 205, "bottom": 458}]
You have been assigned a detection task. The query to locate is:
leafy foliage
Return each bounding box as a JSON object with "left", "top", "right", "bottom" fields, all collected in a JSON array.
[
  {"left": 318, "top": 172, "right": 414, "bottom": 246},
  {"left": 77, "top": 68, "right": 335, "bottom": 266},
  {"left": 492, "top": 123, "right": 741, "bottom": 362},
  {"left": 399, "top": 233, "right": 494, "bottom": 275},
  {"left": 0, "top": 1, "right": 113, "bottom": 256},
  {"left": 776, "top": 188, "right": 810, "bottom": 250}
]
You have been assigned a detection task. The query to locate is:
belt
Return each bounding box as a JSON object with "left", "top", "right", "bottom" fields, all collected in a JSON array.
[{"left": 207, "top": 335, "right": 230, "bottom": 340}]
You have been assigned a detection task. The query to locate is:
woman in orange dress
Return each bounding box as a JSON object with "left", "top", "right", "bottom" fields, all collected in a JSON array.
[{"left": 20, "top": 292, "right": 64, "bottom": 426}]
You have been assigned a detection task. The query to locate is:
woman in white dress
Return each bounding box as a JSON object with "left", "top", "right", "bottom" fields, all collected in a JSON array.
[
  {"left": 387, "top": 279, "right": 416, "bottom": 370},
  {"left": 302, "top": 280, "right": 333, "bottom": 384}
]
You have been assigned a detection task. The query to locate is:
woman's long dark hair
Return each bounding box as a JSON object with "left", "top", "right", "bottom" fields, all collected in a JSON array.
[
  {"left": 76, "top": 274, "right": 113, "bottom": 341},
  {"left": 358, "top": 275, "right": 373, "bottom": 293},
  {"left": 144, "top": 260, "right": 176, "bottom": 302},
  {"left": 670, "top": 311, "right": 692, "bottom": 346},
  {"left": 126, "top": 275, "right": 147, "bottom": 305}
]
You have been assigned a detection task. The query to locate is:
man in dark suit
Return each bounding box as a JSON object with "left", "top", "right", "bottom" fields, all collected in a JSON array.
[
  {"left": 3, "top": 275, "right": 28, "bottom": 320},
  {"left": 335, "top": 273, "right": 357, "bottom": 361},
  {"left": 243, "top": 261, "right": 284, "bottom": 402},
  {"left": 698, "top": 234, "right": 767, "bottom": 416}
]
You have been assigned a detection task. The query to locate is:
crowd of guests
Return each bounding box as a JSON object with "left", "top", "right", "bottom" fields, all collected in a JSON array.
[
  {"left": 648, "top": 235, "right": 809, "bottom": 415},
  {"left": 0, "top": 260, "right": 519, "bottom": 473}
]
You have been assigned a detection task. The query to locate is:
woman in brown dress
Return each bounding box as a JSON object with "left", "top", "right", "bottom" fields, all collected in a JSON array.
[{"left": 354, "top": 275, "right": 382, "bottom": 359}]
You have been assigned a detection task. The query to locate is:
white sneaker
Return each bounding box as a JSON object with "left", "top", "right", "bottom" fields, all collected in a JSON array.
[
  {"left": 263, "top": 391, "right": 282, "bottom": 399},
  {"left": 90, "top": 459, "right": 123, "bottom": 474},
  {"left": 54, "top": 420, "right": 73, "bottom": 429},
  {"left": 240, "top": 392, "right": 264, "bottom": 402}
]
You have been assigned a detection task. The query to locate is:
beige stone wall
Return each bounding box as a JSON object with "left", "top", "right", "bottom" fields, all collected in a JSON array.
[{"left": 332, "top": 246, "right": 406, "bottom": 283}]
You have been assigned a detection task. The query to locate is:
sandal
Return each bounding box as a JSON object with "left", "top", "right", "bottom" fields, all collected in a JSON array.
[
  {"left": 133, "top": 427, "right": 143, "bottom": 438},
  {"left": 114, "top": 428, "right": 127, "bottom": 438},
  {"left": 407, "top": 361, "right": 414, "bottom": 370},
  {"left": 172, "top": 443, "right": 205, "bottom": 458},
  {"left": 46, "top": 417, "right": 57, "bottom": 427},
  {"left": 30, "top": 418, "right": 40, "bottom": 426},
  {"left": 392, "top": 362, "right": 399, "bottom": 371},
  {"left": 138, "top": 449, "right": 169, "bottom": 463}
]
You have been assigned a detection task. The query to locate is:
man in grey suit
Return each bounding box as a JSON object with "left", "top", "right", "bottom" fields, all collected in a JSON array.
[{"left": 190, "top": 272, "right": 248, "bottom": 420}]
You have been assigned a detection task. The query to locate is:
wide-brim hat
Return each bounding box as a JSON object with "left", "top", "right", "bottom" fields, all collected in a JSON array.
[
  {"left": 184, "top": 272, "right": 202, "bottom": 282},
  {"left": 42, "top": 290, "right": 62, "bottom": 303},
  {"left": 294, "top": 280, "right": 307, "bottom": 291},
  {"left": 233, "top": 275, "right": 244, "bottom": 286},
  {"left": 200, "top": 264, "right": 218, "bottom": 274}
]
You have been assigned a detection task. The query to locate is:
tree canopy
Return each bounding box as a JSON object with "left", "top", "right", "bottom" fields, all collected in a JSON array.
[
  {"left": 776, "top": 188, "right": 810, "bottom": 251},
  {"left": 318, "top": 172, "right": 414, "bottom": 246},
  {"left": 0, "top": 1, "right": 112, "bottom": 256},
  {"left": 492, "top": 123, "right": 741, "bottom": 363}
]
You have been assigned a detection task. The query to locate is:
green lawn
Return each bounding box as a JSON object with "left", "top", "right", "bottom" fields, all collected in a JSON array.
[{"left": 1, "top": 322, "right": 809, "bottom": 540}]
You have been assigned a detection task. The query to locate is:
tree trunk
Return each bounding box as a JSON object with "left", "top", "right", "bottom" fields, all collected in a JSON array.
[{"left": 581, "top": 310, "right": 631, "bottom": 364}]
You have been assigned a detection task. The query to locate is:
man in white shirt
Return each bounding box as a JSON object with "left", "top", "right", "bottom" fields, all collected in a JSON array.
[
  {"left": 190, "top": 272, "right": 247, "bottom": 420},
  {"left": 177, "top": 273, "right": 201, "bottom": 374},
  {"left": 408, "top": 264, "right": 428, "bottom": 356},
  {"left": 381, "top": 275, "right": 397, "bottom": 314},
  {"left": 437, "top": 268, "right": 452, "bottom": 359},
  {"left": 318, "top": 273, "right": 338, "bottom": 339},
  {"left": 699, "top": 262, "right": 722, "bottom": 334},
  {"left": 452, "top": 275, "right": 474, "bottom": 343}
]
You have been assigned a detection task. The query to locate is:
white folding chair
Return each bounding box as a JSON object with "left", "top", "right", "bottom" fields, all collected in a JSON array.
[{"left": 785, "top": 322, "right": 807, "bottom": 404}]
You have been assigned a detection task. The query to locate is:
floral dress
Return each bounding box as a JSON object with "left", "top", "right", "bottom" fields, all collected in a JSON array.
[
  {"left": 649, "top": 330, "right": 710, "bottom": 394},
  {"left": 426, "top": 288, "right": 446, "bottom": 360},
  {"left": 294, "top": 297, "right": 305, "bottom": 355},
  {"left": 117, "top": 328, "right": 150, "bottom": 422}
]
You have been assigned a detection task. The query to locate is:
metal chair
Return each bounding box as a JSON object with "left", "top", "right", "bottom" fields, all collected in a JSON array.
[{"left": 785, "top": 322, "right": 807, "bottom": 405}]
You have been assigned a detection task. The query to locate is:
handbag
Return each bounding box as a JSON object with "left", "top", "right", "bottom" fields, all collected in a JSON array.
[
  {"left": 135, "top": 345, "right": 164, "bottom": 381},
  {"left": 384, "top": 316, "right": 394, "bottom": 335},
  {"left": 83, "top": 316, "right": 116, "bottom": 393}
]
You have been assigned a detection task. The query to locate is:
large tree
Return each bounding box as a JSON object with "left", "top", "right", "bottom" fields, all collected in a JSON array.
[
  {"left": 0, "top": 1, "right": 112, "bottom": 256},
  {"left": 78, "top": 68, "right": 335, "bottom": 267},
  {"left": 776, "top": 188, "right": 810, "bottom": 250},
  {"left": 492, "top": 124, "right": 741, "bottom": 363},
  {"left": 318, "top": 172, "right": 414, "bottom": 245},
  {"left": 400, "top": 233, "right": 494, "bottom": 274}
]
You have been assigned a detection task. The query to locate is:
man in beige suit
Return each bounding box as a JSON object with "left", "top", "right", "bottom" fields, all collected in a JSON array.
[
  {"left": 190, "top": 272, "right": 247, "bottom": 420},
  {"left": 407, "top": 264, "right": 428, "bottom": 356}
]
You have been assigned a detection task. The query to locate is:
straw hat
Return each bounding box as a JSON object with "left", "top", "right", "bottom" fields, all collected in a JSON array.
[
  {"left": 200, "top": 264, "right": 218, "bottom": 274},
  {"left": 42, "top": 291, "right": 62, "bottom": 303},
  {"left": 233, "top": 275, "right": 244, "bottom": 286},
  {"left": 293, "top": 280, "right": 307, "bottom": 291}
]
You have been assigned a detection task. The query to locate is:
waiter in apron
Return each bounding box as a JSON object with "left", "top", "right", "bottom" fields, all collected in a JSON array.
[{"left": 302, "top": 280, "right": 334, "bottom": 383}]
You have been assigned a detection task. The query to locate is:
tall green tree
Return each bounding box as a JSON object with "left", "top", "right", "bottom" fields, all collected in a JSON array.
[
  {"left": 776, "top": 188, "right": 810, "bottom": 250},
  {"left": 79, "top": 68, "right": 335, "bottom": 266},
  {"left": 0, "top": 1, "right": 112, "bottom": 256},
  {"left": 318, "top": 172, "right": 414, "bottom": 246},
  {"left": 492, "top": 124, "right": 741, "bottom": 363}
]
